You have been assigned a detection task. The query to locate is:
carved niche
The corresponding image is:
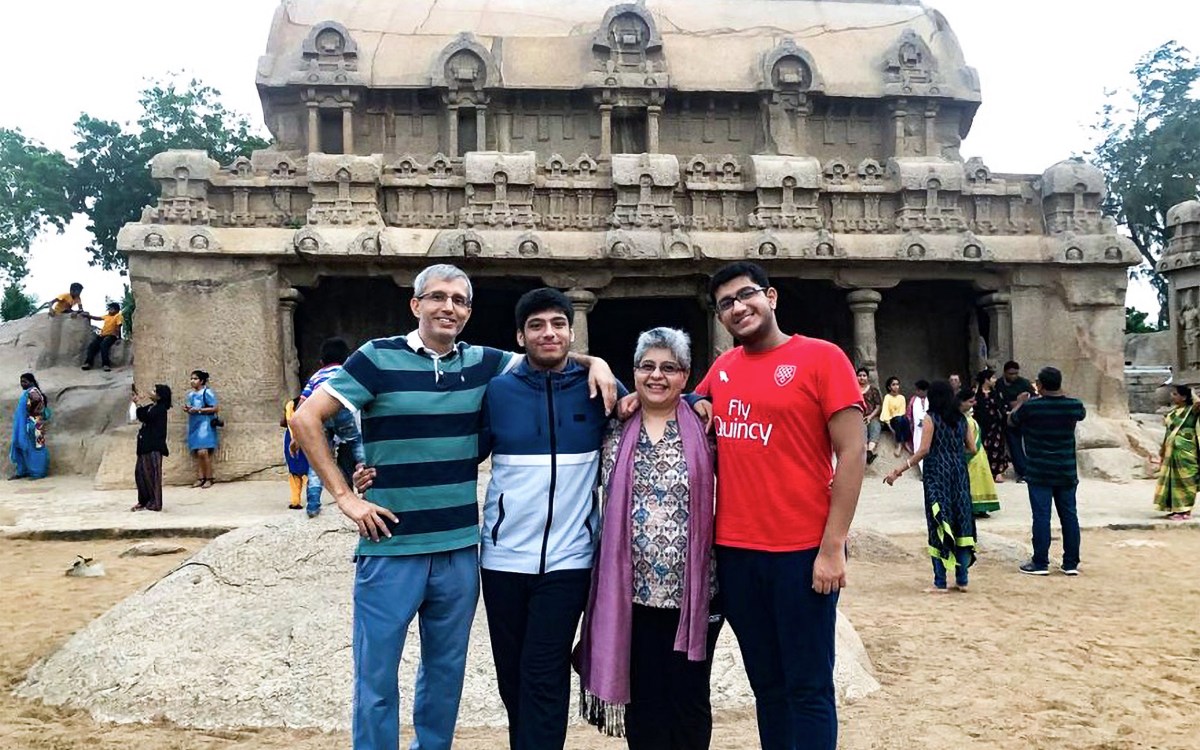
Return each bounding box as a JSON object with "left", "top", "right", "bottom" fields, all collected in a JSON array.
[
  {"left": 142, "top": 150, "right": 219, "bottom": 225},
  {"left": 306, "top": 154, "right": 383, "bottom": 226},
  {"left": 588, "top": 4, "right": 668, "bottom": 88},
  {"left": 882, "top": 29, "right": 941, "bottom": 96},
  {"left": 431, "top": 33, "right": 500, "bottom": 105},
  {"left": 757, "top": 39, "right": 823, "bottom": 156},
  {"left": 293, "top": 21, "right": 362, "bottom": 86},
  {"left": 462, "top": 151, "right": 539, "bottom": 229},
  {"left": 1041, "top": 159, "right": 1109, "bottom": 235},
  {"left": 747, "top": 156, "right": 822, "bottom": 230},
  {"left": 683, "top": 155, "right": 744, "bottom": 230},
  {"left": 890, "top": 158, "right": 966, "bottom": 232},
  {"left": 539, "top": 154, "right": 605, "bottom": 230},
  {"left": 610, "top": 154, "right": 679, "bottom": 229}
]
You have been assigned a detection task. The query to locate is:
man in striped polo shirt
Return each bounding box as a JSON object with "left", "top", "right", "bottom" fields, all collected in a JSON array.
[
  {"left": 290, "top": 264, "right": 616, "bottom": 750},
  {"left": 1008, "top": 366, "right": 1087, "bottom": 576}
]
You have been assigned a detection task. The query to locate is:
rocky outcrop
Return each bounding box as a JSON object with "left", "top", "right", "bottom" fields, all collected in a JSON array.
[{"left": 19, "top": 514, "right": 880, "bottom": 730}]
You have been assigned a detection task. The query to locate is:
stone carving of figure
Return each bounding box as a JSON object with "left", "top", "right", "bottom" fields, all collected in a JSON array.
[
  {"left": 815, "top": 242, "right": 834, "bottom": 257},
  {"left": 144, "top": 233, "right": 165, "bottom": 248},
  {"left": 464, "top": 239, "right": 482, "bottom": 257},
  {"left": 189, "top": 235, "right": 209, "bottom": 250},
  {"left": 297, "top": 236, "right": 320, "bottom": 253},
  {"left": 1065, "top": 246, "right": 1084, "bottom": 261},
  {"left": 1183, "top": 297, "right": 1200, "bottom": 369},
  {"left": 518, "top": 240, "right": 538, "bottom": 257},
  {"left": 963, "top": 243, "right": 981, "bottom": 259},
  {"left": 758, "top": 241, "right": 778, "bottom": 257},
  {"left": 361, "top": 236, "right": 380, "bottom": 254},
  {"left": 493, "top": 172, "right": 508, "bottom": 206}
]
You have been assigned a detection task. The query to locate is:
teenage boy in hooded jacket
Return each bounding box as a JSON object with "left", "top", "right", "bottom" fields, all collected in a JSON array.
[{"left": 478, "top": 287, "right": 623, "bottom": 750}]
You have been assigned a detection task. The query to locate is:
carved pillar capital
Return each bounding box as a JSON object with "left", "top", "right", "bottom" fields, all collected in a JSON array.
[
  {"left": 846, "top": 288, "right": 883, "bottom": 312},
  {"left": 566, "top": 288, "right": 598, "bottom": 353}
]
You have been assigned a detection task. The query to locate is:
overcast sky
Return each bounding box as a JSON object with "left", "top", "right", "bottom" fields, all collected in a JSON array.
[{"left": 3, "top": 0, "right": 1197, "bottom": 312}]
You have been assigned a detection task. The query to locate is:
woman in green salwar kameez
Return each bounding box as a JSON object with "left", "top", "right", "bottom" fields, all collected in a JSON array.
[
  {"left": 1153, "top": 385, "right": 1198, "bottom": 520},
  {"left": 960, "top": 387, "right": 1000, "bottom": 517}
]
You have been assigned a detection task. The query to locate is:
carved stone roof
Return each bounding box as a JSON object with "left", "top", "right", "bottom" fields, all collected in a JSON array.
[{"left": 258, "top": 0, "right": 980, "bottom": 101}]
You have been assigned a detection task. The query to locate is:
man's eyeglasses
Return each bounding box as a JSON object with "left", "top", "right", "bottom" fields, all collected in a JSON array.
[
  {"left": 714, "top": 286, "right": 767, "bottom": 313},
  {"left": 416, "top": 291, "right": 472, "bottom": 309},
  {"left": 634, "top": 361, "right": 686, "bottom": 376}
]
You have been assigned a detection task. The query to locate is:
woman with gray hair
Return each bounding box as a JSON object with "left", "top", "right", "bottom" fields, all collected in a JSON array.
[{"left": 577, "top": 327, "right": 721, "bottom": 749}]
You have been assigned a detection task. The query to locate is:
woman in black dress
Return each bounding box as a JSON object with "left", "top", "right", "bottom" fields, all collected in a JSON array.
[{"left": 132, "top": 384, "right": 171, "bottom": 511}]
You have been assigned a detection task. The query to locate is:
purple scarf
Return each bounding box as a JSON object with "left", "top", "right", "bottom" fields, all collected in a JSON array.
[{"left": 577, "top": 402, "right": 715, "bottom": 717}]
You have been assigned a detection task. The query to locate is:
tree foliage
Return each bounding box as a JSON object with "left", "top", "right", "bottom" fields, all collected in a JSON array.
[
  {"left": 71, "top": 75, "right": 270, "bottom": 271},
  {"left": 0, "top": 128, "right": 75, "bottom": 281},
  {"left": 1125, "top": 306, "right": 1160, "bottom": 334},
  {"left": 0, "top": 281, "right": 38, "bottom": 321},
  {"left": 1090, "top": 41, "right": 1200, "bottom": 327}
]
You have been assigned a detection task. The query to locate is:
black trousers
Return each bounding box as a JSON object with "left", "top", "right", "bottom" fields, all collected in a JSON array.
[
  {"left": 85, "top": 335, "right": 118, "bottom": 367},
  {"left": 481, "top": 567, "right": 591, "bottom": 750},
  {"left": 134, "top": 451, "right": 163, "bottom": 511},
  {"left": 625, "top": 603, "right": 724, "bottom": 750}
]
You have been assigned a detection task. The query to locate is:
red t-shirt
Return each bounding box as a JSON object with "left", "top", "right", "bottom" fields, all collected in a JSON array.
[{"left": 696, "top": 335, "right": 863, "bottom": 551}]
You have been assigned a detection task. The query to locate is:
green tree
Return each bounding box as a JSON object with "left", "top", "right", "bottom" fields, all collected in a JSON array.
[
  {"left": 1125, "top": 306, "right": 1159, "bottom": 334},
  {"left": 71, "top": 75, "right": 270, "bottom": 271},
  {"left": 0, "top": 128, "right": 75, "bottom": 281},
  {"left": 0, "top": 281, "right": 38, "bottom": 321},
  {"left": 1090, "top": 41, "right": 1200, "bottom": 328}
]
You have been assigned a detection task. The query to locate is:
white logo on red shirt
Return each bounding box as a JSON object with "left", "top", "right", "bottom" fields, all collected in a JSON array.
[{"left": 774, "top": 364, "right": 797, "bottom": 386}]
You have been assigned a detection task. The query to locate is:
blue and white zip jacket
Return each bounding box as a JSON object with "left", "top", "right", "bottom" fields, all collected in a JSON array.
[{"left": 479, "top": 358, "right": 617, "bottom": 575}]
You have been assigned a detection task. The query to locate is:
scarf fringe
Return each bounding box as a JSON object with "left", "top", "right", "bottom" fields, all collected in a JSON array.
[{"left": 579, "top": 685, "right": 626, "bottom": 738}]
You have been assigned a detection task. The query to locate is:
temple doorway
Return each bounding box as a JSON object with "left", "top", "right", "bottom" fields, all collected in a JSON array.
[{"left": 875, "top": 280, "right": 977, "bottom": 389}]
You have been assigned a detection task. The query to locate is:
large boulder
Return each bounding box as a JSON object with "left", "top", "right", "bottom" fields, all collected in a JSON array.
[{"left": 19, "top": 515, "right": 880, "bottom": 730}]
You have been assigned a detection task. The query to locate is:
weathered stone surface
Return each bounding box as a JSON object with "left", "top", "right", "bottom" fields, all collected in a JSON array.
[
  {"left": 463, "top": 151, "right": 537, "bottom": 185},
  {"left": 1125, "top": 331, "right": 1173, "bottom": 367},
  {"left": 1076, "top": 417, "right": 1127, "bottom": 451},
  {"left": 610, "top": 153, "right": 679, "bottom": 186},
  {"left": 848, "top": 527, "right": 916, "bottom": 562},
  {"left": 1077, "top": 447, "right": 1143, "bottom": 483},
  {"left": 120, "top": 542, "right": 189, "bottom": 557},
  {"left": 975, "top": 531, "right": 1029, "bottom": 566},
  {"left": 19, "top": 515, "right": 879, "bottom": 730}
]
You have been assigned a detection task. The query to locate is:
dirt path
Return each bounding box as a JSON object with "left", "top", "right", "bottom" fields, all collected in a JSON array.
[{"left": 3, "top": 530, "right": 1199, "bottom": 749}]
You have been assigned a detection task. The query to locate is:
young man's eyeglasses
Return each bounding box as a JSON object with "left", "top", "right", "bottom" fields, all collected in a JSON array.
[
  {"left": 634, "top": 361, "right": 686, "bottom": 376},
  {"left": 416, "top": 291, "right": 472, "bottom": 309},
  {"left": 715, "top": 286, "right": 767, "bottom": 313}
]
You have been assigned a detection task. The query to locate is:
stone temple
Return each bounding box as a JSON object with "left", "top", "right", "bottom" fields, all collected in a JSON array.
[{"left": 107, "top": 0, "right": 1138, "bottom": 482}]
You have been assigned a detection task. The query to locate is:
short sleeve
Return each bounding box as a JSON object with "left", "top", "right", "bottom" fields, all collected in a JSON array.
[
  {"left": 817, "top": 343, "right": 865, "bottom": 421},
  {"left": 323, "top": 344, "right": 379, "bottom": 412}
]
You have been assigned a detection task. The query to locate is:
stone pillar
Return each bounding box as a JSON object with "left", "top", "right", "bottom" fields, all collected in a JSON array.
[
  {"left": 599, "top": 104, "right": 613, "bottom": 158},
  {"left": 647, "top": 105, "right": 661, "bottom": 154},
  {"left": 891, "top": 99, "right": 907, "bottom": 157},
  {"left": 496, "top": 111, "right": 512, "bottom": 152},
  {"left": 978, "top": 291, "right": 1012, "bottom": 366},
  {"left": 341, "top": 105, "right": 354, "bottom": 155},
  {"left": 279, "top": 287, "right": 303, "bottom": 397},
  {"left": 710, "top": 314, "right": 734, "bottom": 362},
  {"left": 923, "top": 102, "right": 938, "bottom": 157},
  {"left": 306, "top": 102, "right": 320, "bottom": 153},
  {"left": 448, "top": 104, "right": 460, "bottom": 157},
  {"left": 566, "top": 288, "right": 597, "bottom": 354},
  {"left": 475, "top": 106, "right": 487, "bottom": 151},
  {"left": 846, "top": 289, "right": 882, "bottom": 374}
]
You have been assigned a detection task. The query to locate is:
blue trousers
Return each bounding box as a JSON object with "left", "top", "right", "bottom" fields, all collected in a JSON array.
[
  {"left": 716, "top": 546, "right": 839, "bottom": 750},
  {"left": 932, "top": 549, "right": 973, "bottom": 588},
  {"left": 352, "top": 547, "right": 479, "bottom": 750},
  {"left": 1027, "top": 483, "right": 1081, "bottom": 570},
  {"left": 306, "top": 407, "right": 365, "bottom": 514}
]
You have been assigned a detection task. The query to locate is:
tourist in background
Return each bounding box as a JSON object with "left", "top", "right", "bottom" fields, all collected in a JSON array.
[
  {"left": 997, "top": 360, "right": 1037, "bottom": 482},
  {"left": 907, "top": 379, "right": 930, "bottom": 465},
  {"left": 880, "top": 376, "right": 910, "bottom": 457},
  {"left": 1010, "top": 367, "right": 1087, "bottom": 576},
  {"left": 959, "top": 386, "right": 1000, "bottom": 518},
  {"left": 296, "top": 338, "right": 364, "bottom": 518},
  {"left": 857, "top": 367, "right": 883, "bottom": 464},
  {"left": 1151, "top": 385, "right": 1197, "bottom": 521},
  {"left": 973, "top": 368, "right": 1010, "bottom": 483},
  {"left": 9, "top": 372, "right": 50, "bottom": 480},
  {"left": 131, "top": 383, "right": 171, "bottom": 511},
  {"left": 183, "top": 369, "right": 219, "bottom": 489},
  {"left": 43, "top": 282, "right": 84, "bottom": 317},
  {"left": 885, "top": 380, "right": 977, "bottom": 591},
  {"left": 81, "top": 301, "right": 124, "bottom": 372},
  {"left": 579, "top": 327, "right": 721, "bottom": 750},
  {"left": 281, "top": 396, "right": 308, "bottom": 510}
]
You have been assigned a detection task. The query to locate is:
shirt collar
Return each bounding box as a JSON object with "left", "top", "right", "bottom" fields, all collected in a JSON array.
[{"left": 405, "top": 330, "right": 459, "bottom": 359}]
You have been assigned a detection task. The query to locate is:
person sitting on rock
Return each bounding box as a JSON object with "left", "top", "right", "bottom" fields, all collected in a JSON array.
[
  {"left": 81, "top": 302, "right": 124, "bottom": 372},
  {"left": 44, "top": 283, "right": 84, "bottom": 318}
]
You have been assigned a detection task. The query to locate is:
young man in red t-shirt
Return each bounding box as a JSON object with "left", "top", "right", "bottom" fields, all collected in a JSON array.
[{"left": 696, "top": 262, "right": 865, "bottom": 750}]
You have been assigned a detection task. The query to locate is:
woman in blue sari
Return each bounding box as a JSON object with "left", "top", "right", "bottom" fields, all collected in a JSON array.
[{"left": 9, "top": 372, "right": 49, "bottom": 480}]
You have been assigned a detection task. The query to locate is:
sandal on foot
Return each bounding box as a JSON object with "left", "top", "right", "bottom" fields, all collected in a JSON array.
[
  {"left": 130, "top": 504, "right": 145, "bottom": 512},
  {"left": 192, "top": 479, "right": 205, "bottom": 488},
  {"left": 200, "top": 478, "right": 214, "bottom": 489}
]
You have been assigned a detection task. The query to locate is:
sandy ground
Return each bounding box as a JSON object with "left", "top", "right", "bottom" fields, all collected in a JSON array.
[{"left": 4, "top": 528, "right": 1200, "bottom": 749}]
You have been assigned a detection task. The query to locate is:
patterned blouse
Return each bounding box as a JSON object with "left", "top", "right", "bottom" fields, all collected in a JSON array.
[{"left": 601, "top": 419, "right": 717, "bottom": 609}]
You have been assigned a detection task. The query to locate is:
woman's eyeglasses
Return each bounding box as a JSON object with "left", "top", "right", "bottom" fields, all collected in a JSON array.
[{"left": 634, "top": 361, "right": 685, "bottom": 376}]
